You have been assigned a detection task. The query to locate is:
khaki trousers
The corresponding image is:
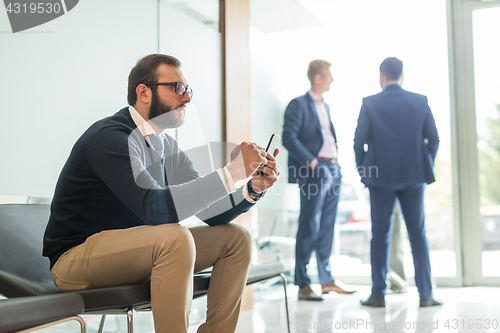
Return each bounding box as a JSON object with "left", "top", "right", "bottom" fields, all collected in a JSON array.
[{"left": 51, "top": 223, "right": 252, "bottom": 333}]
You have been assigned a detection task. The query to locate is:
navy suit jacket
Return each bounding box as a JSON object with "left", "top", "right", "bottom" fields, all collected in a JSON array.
[
  {"left": 282, "top": 93, "right": 337, "bottom": 184},
  {"left": 353, "top": 84, "right": 439, "bottom": 187}
]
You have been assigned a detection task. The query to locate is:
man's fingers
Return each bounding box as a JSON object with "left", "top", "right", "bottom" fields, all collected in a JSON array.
[
  {"left": 252, "top": 174, "right": 278, "bottom": 192},
  {"left": 255, "top": 163, "right": 279, "bottom": 178},
  {"left": 259, "top": 173, "right": 278, "bottom": 182},
  {"left": 239, "top": 141, "right": 270, "bottom": 177},
  {"left": 264, "top": 150, "right": 276, "bottom": 161},
  {"left": 265, "top": 160, "right": 279, "bottom": 175},
  {"left": 261, "top": 164, "right": 279, "bottom": 176}
]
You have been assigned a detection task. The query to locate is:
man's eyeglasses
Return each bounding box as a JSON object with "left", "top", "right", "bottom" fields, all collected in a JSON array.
[{"left": 144, "top": 82, "right": 193, "bottom": 99}]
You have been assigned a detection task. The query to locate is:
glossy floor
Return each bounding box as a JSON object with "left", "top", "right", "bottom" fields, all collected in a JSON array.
[
  {"left": 16, "top": 285, "right": 500, "bottom": 332},
  {"left": 229, "top": 285, "right": 500, "bottom": 333}
]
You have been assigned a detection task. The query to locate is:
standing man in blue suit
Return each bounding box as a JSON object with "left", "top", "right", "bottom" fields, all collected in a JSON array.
[
  {"left": 354, "top": 57, "right": 442, "bottom": 307},
  {"left": 283, "top": 60, "right": 355, "bottom": 301}
]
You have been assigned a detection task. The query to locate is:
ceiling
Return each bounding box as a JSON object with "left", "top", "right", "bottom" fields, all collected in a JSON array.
[{"left": 166, "top": 0, "right": 323, "bottom": 33}]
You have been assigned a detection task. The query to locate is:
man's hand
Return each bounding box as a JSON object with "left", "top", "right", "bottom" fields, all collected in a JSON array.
[
  {"left": 309, "top": 158, "right": 318, "bottom": 171},
  {"left": 227, "top": 142, "right": 268, "bottom": 183},
  {"left": 251, "top": 149, "right": 280, "bottom": 194}
]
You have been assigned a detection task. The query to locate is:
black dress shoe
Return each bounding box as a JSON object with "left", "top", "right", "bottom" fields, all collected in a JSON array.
[
  {"left": 420, "top": 296, "right": 442, "bottom": 307},
  {"left": 360, "top": 295, "right": 385, "bottom": 307},
  {"left": 298, "top": 285, "right": 323, "bottom": 301}
]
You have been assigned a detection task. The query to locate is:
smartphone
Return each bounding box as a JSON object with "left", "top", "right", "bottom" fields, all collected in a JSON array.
[{"left": 257, "top": 134, "right": 280, "bottom": 176}]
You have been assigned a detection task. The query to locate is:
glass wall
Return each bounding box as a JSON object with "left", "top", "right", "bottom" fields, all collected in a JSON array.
[
  {"left": 160, "top": 0, "right": 222, "bottom": 147},
  {"left": 159, "top": 0, "right": 223, "bottom": 182},
  {"left": 0, "top": 0, "right": 158, "bottom": 198},
  {"left": 473, "top": 6, "right": 500, "bottom": 277},
  {"left": 250, "top": 0, "right": 455, "bottom": 283},
  {"left": 0, "top": 0, "right": 222, "bottom": 199}
]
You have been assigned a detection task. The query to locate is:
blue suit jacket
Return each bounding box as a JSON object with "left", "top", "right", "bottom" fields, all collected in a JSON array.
[
  {"left": 353, "top": 84, "right": 439, "bottom": 187},
  {"left": 282, "top": 93, "right": 337, "bottom": 184}
]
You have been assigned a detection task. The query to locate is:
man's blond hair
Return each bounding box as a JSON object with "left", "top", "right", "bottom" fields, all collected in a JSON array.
[{"left": 307, "top": 59, "right": 332, "bottom": 84}]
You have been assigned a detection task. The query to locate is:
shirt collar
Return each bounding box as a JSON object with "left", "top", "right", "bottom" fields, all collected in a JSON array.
[
  {"left": 308, "top": 90, "right": 324, "bottom": 103},
  {"left": 128, "top": 106, "right": 161, "bottom": 138}
]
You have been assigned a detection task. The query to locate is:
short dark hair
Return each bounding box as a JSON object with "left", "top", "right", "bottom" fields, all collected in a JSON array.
[
  {"left": 380, "top": 57, "right": 403, "bottom": 80},
  {"left": 127, "top": 54, "right": 182, "bottom": 106},
  {"left": 307, "top": 59, "right": 331, "bottom": 84}
]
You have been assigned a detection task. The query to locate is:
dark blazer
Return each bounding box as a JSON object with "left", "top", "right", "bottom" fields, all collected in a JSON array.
[
  {"left": 282, "top": 93, "right": 337, "bottom": 183},
  {"left": 353, "top": 84, "right": 439, "bottom": 187}
]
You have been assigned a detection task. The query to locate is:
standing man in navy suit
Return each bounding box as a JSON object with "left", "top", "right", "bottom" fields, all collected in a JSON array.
[
  {"left": 283, "top": 60, "right": 355, "bottom": 301},
  {"left": 354, "top": 57, "right": 442, "bottom": 307}
]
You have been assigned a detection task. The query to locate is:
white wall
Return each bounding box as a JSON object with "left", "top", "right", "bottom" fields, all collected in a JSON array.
[
  {"left": 0, "top": 0, "right": 222, "bottom": 198},
  {"left": 159, "top": 3, "right": 222, "bottom": 146}
]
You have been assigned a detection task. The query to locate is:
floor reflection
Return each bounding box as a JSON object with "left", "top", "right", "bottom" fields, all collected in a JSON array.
[{"left": 234, "top": 285, "right": 500, "bottom": 333}]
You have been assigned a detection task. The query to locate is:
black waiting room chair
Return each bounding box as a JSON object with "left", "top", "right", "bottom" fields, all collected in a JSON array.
[
  {"left": 0, "top": 293, "right": 85, "bottom": 333},
  {"left": 0, "top": 204, "right": 290, "bottom": 333}
]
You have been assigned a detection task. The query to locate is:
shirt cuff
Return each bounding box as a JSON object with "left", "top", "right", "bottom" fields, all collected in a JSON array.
[{"left": 217, "top": 167, "right": 236, "bottom": 194}]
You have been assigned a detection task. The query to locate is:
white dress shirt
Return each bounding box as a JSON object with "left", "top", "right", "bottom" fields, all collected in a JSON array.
[{"left": 308, "top": 91, "right": 337, "bottom": 159}]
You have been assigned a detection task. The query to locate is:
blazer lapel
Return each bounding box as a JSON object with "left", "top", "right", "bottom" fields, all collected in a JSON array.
[
  {"left": 305, "top": 93, "right": 322, "bottom": 133},
  {"left": 325, "top": 104, "right": 337, "bottom": 143}
]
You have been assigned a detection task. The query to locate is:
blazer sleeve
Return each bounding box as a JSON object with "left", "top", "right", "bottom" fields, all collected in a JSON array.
[
  {"left": 196, "top": 185, "right": 254, "bottom": 226},
  {"left": 282, "top": 98, "right": 317, "bottom": 163},
  {"left": 165, "top": 143, "right": 255, "bottom": 225},
  {"left": 423, "top": 99, "right": 439, "bottom": 162},
  {"left": 353, "top": 100, "right": 370, "bottom": 169},
  {"left": 90, "top": 128, "right": 245, "bottom": 226}
]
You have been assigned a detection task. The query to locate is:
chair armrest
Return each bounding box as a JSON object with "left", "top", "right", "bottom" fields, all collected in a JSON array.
[{"left": 0, "top": 294, "right": 84, "bottom": 333}]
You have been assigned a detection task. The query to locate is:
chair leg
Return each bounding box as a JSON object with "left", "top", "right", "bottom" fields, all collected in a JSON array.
[
  {"left": 97, "top": 315, "right": 106, "bottom": 333},
  {"left": 76, "top": 316, "right": 87, "bottom": 333},
  {"left": 279, "top": 273, "right": 291, "bottom": 333},
  {"left": 17, "top": 315, "right": 86, "bottom": 333},
  {"left": 127, "top": 308, "right": 134, "bottom": 333}
]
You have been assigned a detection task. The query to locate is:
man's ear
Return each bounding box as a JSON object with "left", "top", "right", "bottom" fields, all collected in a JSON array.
[
  {"left": 314, "top": 73, "right": 322, "bottom": 85},
  {"left": 379, "top": 72, "right": 386, "bottom": 89},
  {"left": 136, "top": 84, "right": 151, "bottom": 104}
]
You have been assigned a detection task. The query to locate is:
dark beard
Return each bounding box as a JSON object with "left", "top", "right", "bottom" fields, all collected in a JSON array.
[
  {"left": 148, "top": 89, "right": 184, "bottom": 129},
  {"left": 149, "top": 89, "right": 173, "bottom": 121}
]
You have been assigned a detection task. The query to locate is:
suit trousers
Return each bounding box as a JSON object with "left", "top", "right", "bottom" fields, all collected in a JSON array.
[
  {"left": 388, "top": 202, "right": 407, "bottom": 289},
  {"left": 368, "top": 183, "right": 433, "bottom": 298},
  {"left": 295, "top": 161, "right": 341, "bottom": 287},
  {"left": 50, "top": 223, "right": 252, "bottom": 333}
]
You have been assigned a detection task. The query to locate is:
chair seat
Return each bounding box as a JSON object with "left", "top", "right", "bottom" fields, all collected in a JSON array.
[
  {"left": 0, "top": 293, "right": 84, "bottom": 333},
  {"left": 72, "top": 283, "right": 151, "bottom": 314},
  {"left": 247, "top": 262, "right": 285, "bottom": 284},
  {"left": 67, "top": 262, "right": 283, "bottom": 314}
]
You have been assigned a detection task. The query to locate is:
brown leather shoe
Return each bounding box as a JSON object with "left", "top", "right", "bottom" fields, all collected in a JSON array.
[
  {"left": 321, "top": 281, "right": 356, "bottom": 294},
  {"left": 298, "top": 285, "right": 323, "bottom": 301}
]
